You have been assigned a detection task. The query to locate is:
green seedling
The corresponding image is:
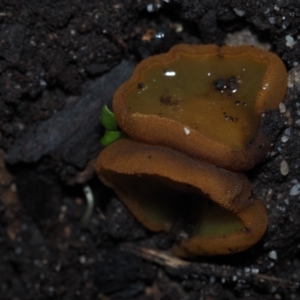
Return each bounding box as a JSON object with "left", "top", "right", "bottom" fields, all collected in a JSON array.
[
  {"left": 101, "top": 105, "right": 123, "bottom": 146},
  {"left": 101, "top": 130, "right": 123, "bottom": 146},
  {"left": 101, "top": 105, "right": 118, "bottom": 131}
]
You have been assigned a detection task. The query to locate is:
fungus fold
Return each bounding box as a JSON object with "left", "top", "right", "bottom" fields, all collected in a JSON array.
[
  {"left": 113, "top": 44, "right": 287, "bottom": 171},
  {"left": 96, "top": 139, "right": 268, "bottom": 257}
]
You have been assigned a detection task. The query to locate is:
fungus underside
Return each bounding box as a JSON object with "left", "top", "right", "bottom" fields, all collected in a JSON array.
[{"left": 106, "top": 172, "right": 245, "bottom": 237}]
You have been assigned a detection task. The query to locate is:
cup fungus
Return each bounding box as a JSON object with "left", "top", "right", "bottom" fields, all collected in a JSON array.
[
  {"left": 96, "top": 44, "right": 287, "bottom": 257},
  {"left": 113, "top": 44, "right": 287, "bottom": 171},
  {"left": 96, "top": 139, "right": 268, "bottom": 257}
]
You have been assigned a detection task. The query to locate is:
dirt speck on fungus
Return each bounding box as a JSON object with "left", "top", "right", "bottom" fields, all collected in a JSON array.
[{"left": 1, "top": 1, "right": 300, "bottom": 299}]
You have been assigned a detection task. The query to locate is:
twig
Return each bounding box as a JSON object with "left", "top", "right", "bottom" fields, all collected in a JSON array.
[{"left": 120, "top": 243, "right": 300, "bottom": 291}]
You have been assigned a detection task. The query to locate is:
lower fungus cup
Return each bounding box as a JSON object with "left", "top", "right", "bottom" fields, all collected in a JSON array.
[
  {"left": 113, "top": 44, "right": 287, "bottom": 171},
  {"left": 95, "top": 139, "right": 268, "bottom": 257}
]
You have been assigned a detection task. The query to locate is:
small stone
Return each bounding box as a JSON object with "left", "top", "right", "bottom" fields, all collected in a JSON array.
[
  {"left": 269, "top": 17, "right": 276, "bottom": 24},
  {"left": 147, "top": 4, "right": 154, "bottom": 12},
  {"left": 284, "top": 127, "right": 291, "bottom": 135},
  {"left": 290, "top": 184, "right": 300, "bottom": 196},
  {"left": 79, "top": 255, "right": 86, "bottom": 264},
  {"left": 281, "top": 135, "right": 289, "bottom": 143},
  {"left": 39, "top": 79, "right": 47, "bottom": 87},
  {"left": 279, "top": 102, "right": 286, "bottom": 113},
  {"left": 277, "top": 205, "right": 286, "bottom": 212},
  {"left": 280, "top": 160, "right": 289, "bottom": 176},
  {"left": 286, "top": 35, "right": 297, "bottom": 48},
  {"left": 274, "top": 293, "right": 282, "bottom": 300},
  {"left": 268, "top": 250, "right": 278, "bottom": 260},
  {"left": 233, "top": 8, "right": 245, "bottom": 17}
]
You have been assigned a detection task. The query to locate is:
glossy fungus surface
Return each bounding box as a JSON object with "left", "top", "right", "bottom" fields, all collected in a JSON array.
[
  {"left": 113, "top": 44, "right": 287, "bottom": 171},
  {"left": 96, "top": 139, "right": 268, "bottom": 257}
]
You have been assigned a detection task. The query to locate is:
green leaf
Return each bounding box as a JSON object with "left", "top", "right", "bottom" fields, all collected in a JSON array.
[
  {"left": 101, "top": 105, "right": 117, "bottom": 131},
  {"left": 100, "top": 130, "right": 123, "bottom": 146}
]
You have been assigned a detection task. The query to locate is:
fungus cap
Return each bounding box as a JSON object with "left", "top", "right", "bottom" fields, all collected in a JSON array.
[
  {"left": 113, "top": 44, "right": 287, "bottom": 171},
  {"left": 96, "top": 139, "right": 268, "bottom": 257}
]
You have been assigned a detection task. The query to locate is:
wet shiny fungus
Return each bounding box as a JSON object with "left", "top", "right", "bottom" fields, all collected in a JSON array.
[
  {"left": 113, "top": 44, "right": 288, "bottom": 171},
  {"left": 96, "top": 44, "right": 288, "bottom": 257}
]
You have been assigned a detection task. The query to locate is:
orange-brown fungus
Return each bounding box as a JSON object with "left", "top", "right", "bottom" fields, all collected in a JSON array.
[
  {"left": 96, "top": 139, "right": 268, "bottom": 257},
  {"left": 113, "top": 44, "right": 287, "bottom": 171}
]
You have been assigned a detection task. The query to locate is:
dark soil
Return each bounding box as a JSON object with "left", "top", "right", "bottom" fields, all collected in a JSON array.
[{"left": 1, "top": 1, "right": 300, "bottom": 299}]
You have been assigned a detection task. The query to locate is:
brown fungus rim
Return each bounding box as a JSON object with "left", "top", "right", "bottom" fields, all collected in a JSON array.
[
  {"left": 113, "top": 44, "right": 288, "bottom": 171},
  {"left": 173, "top": 199, "right": 267, "bottom": 257}
]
